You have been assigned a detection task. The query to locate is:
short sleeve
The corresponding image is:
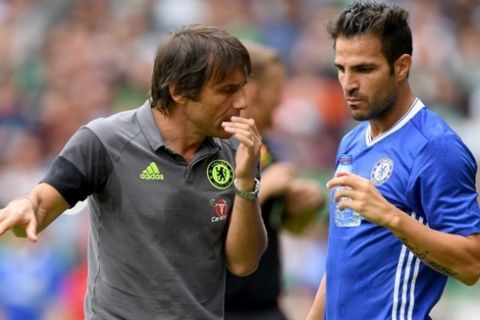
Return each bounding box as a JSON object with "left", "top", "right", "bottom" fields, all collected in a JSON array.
[
  {"left": 408, "top": 134, "right": 480, "bottom": 236},
  {"left": 42, "top": 126, "right": 113, "bottom": 207}
]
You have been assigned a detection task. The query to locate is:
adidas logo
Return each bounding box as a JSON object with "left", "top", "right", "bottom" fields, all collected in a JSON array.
[{"left": 139, "top": 162, "right": 164, "bottom": 181}]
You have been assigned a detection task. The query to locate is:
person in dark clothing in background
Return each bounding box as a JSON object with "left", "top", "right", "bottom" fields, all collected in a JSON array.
[{"left": 225, "top": 41, "right": 324, "bottom": 320}]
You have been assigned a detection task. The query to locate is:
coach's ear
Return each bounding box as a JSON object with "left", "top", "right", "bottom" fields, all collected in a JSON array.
[
  {"left": 169, "top": 83, "right": 188, "bottom": 105},
  {"left": 394, "top": 54, "right": 412, "bottom": 81}
]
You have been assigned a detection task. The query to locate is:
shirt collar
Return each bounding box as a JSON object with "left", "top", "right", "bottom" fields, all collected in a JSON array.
[
  {"left": 137, "top": 100, "right": 222, "bottom": 153},
  {"left": 137, "top": 99, "right": 165, "bottom": 151},
  {"left": 365, "top": 97, "right": 424, "bottom": 146}
]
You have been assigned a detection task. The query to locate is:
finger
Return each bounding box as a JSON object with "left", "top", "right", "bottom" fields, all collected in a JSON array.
[
  {"left": 240, "top": 117, "right": 262, "bottom": 141},
  {"left": 229, "top": 116, "right": 256, "bottom": 128},
  {"left": 0, "top": 215, "right": 22, "bottom": 237},
  {"left": 0, "top": 210, "right": 6, "bottom": 235},
  {"left": 327, "top": 174, "right": 356, "bottom": 189},
  {"left": 221, "top": 122, "right": 253, "bottom": 139},
  {"left": 335, "top": 198, "right": 356, "bottom": 211},
  {"left": 226, "top": 117, "right": 262, "bottom": 141},
  {"left": 327, "top": 177, "right": 342, "bottom": 189},
  {"left": 0, "top": 221, "right": 8, "bottom": 237},
  {"left": 222, "top": 125, "right": 252, "bottom": 138},
  {"left": 227, "top": 129, "right": 263, "bottom": 153},
  {"left": 223, "top": 117, "right": 254, "bottom": 130},
  {"left": 222, "top": 121, "right": 260, "bottom": 142},
  {"left": 25, "top": 220, "right": 38, "bottom": 243},
  {"left": 333, "top": 187, "right": 356, "bottom": 203},
  {"left": 229, "top": 131, "right": 255, "bottom": 148}
]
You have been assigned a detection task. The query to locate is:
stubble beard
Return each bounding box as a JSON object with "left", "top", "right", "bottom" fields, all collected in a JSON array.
[{"left": 352, "top": 81, "right": 398, "bottom": 122}]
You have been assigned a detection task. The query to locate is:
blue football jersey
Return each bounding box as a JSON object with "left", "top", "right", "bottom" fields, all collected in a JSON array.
[{"left": 326, "top": 99, "right": 480, "bottom": 320}]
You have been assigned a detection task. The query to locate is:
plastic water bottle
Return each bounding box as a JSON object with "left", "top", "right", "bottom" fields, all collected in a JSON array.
[{"left": 334, "top": 154, "right": 361, "bottom": 227}]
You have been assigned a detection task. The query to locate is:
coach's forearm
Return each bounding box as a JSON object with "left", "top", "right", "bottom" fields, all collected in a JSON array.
[{"left": 224, "top": 193, "right": 266, "bottom": 276}]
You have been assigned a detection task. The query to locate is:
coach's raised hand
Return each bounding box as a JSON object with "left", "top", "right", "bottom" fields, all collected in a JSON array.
[{"left": 222, "top": 116, "right": 262, "bottom": 183}]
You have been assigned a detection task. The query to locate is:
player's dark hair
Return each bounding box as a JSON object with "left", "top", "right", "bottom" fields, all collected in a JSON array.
[
  {"left": 326, "top": 1, "right": 412, "bottom": 73},
  {"left": 150, "top": 24, "right": 251, "bottom": 115}
]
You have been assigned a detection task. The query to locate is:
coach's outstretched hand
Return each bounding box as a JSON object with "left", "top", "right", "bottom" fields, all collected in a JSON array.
[
  {"left": 0, "top": 183, "right": 70, "bottom": 242},
  {"left": 0, "top": 196, "right": 39, "bottom": 242}
]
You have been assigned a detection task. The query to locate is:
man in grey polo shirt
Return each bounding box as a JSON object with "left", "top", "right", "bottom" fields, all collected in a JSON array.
[{"left": 0, "top": 24, "right": 267, "bottom": 320}]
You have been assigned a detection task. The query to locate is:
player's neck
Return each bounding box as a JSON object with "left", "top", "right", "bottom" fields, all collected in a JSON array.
[{"left": 369, "top": 91, "right": 416, "bottom": 139}]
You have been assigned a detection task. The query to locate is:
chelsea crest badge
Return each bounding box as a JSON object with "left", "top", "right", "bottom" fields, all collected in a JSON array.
[{"left": 371, "top": 157, "right": 393, "bottom": 185}]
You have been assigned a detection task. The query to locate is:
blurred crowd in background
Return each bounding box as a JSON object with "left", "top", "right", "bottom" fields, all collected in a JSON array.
[{"left": 0, "top": 0, "right": 479, "bottom": 319}]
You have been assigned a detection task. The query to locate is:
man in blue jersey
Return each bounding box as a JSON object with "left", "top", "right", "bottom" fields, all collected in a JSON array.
[
  {"left": 0, "top": 25, "right": 267, "bottom": 319},
  {"left": 307, "top": 2, "right": 480, "bottom": 320}
]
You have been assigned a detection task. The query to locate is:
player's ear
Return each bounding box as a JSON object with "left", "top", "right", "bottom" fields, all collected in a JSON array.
[
  {"left": 394, "top": 54, "right": 411, "bottom": 81},
  {"left": 169, "top": 83, "right": 188, "bottom": 105}
]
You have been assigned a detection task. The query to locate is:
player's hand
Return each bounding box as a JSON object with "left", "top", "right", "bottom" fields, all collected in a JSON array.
[
  {"left": 327, "top": 172, "right": 397, "bottom": 227},
  {"left": 222, "top": 116, "right": 262, "bottom": 183},
  {"left": 260, "top": 162, "right": 295, "bottom": 199},
  {"left": 0, "top": 197, "right": 39, "bottom": 242}
]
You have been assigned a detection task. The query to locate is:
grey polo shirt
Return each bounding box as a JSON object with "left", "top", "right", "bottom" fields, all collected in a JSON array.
[{"left": 44, "top": 100, "right": 239, "bottom": 319}]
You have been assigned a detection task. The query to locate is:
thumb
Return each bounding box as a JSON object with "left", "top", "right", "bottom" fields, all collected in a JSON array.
[{"left": 25, "top": 220, "right": 38, "bottom": 243}]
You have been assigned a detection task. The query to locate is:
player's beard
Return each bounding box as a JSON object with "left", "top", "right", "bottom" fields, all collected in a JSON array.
[{"left": 354, "top": 77, "right": 398, "bottom": 122}]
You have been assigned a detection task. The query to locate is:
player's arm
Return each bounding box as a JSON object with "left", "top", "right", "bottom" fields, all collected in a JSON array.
[
  {"left": 306, "top": 273, "right": 326, "bottom": 320},
  {"left": 386, "top": 208, "right": 480, "bottom": 285},
  {"left": 222, "top": 116, "right": 267, "bottom": 276},
  {"left": 0, "top": 183, "right": 70, "bottom": 242},
  {"left": 331, "top": 136, "right": 480, "bottom": 285},
  {"left": 330, "top": 173, "right": 480, "bottom": 285}
]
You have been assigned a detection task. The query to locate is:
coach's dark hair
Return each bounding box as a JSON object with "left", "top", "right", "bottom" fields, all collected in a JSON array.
[
  {"left": 149, "top": 24, "right": 251, "bottom": 115},
  {"left": 326, "top": 1, "right": 412, "bottom": 73}
]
